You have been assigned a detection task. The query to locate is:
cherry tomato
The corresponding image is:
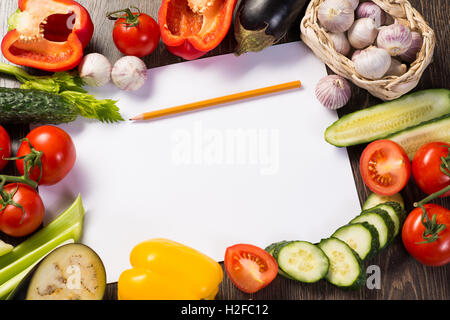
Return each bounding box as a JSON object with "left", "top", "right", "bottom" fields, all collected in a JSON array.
[
  {"left": 360, "top": 140, "right": 411, "bottom": 196},
  {"left": 112, "top": 11, "right": 160, "bottom": 57},
  {"left": 402, "top": 204, "right": 450, "bottom": 266},
  {"left": 412, "top": 142, "right": 450, "bottom": 197},
  {"left": 0, "top": 183, "right": 45, "bottom": 237},
  {"left": 0, "top": 125, "right": 11, "bottom": 171},
  {"left": 16, "top": 126, "right": 76, "bottom": 186},
  {"left": 224, "top": 244, "right": 278, "bottom": 294}
]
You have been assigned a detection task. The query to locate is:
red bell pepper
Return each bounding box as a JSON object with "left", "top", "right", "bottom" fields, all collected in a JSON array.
[
  {"left": 158, "top": 0, "right": 237, "bottom": 60},
  {"left": 1, "top": 0, "right": 94, "bottom": 72}
]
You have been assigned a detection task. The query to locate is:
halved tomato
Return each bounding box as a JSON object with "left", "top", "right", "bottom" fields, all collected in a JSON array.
[
  {"left": 224, "top": 244, "right": 278, "bottom": 294},
  {"left": 360, "top": 140, "right": 411, "bottom": 196}
]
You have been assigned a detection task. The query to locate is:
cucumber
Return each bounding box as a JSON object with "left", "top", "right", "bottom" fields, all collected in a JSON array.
[
  {"left": 318, "top": 238, "right": 366, "bottom": 290},
  {"left": 350, "top": 208, "right": 395, "bottom": 250},
  {"left": 275, "top": 241, "right": 329, "bottom": 283},
  {"left": 363, "top": 192, "right": 404, "bottom": 210},
  {"left": 331, "top": 223, "right": 379, "bottom": 261},
  {"left": 373, "top": 202, "right": 405, "bottom": 237},
  {"left": 265, "top": 241, "right": 294, "bottom": 280},
  {"left": 325, "top": 89, "right": 450, "bottom": 147},
  {"left": 388, "top": 115, "right": 450, "bottom": 160}
]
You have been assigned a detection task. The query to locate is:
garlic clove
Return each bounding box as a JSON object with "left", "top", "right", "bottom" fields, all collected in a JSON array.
[
  {"left": 356, "top": 1, "right": 386, "bottom": 27},
  {"left": 329, "top": 32, "right": 351, "bottom": 56},
  {"left": 353, "top": 46, "right": 391, "bottom": 80},
  {"left": 315, "top": 75, "right": 351, "bottom": 110},
  {"left": 78, "top": 53, "right": 112, "bottom": 87},
  {"left": 385, "top": 58, "right": 407, "bottom": 77},
  {"left": 399, "top": 31, "right": 423, "bottom": 63},
  {"left": 377, "top": 24, "right": 412, "bottom": 56},
  {"left": 111, "top": 56, "right": 148, "bottom": 92},
  {"left": 347, "top": 18, "right": 379, "bottom": 49},
  {"left": 318, "top": 0, "right": 355, "bottom": 33}
]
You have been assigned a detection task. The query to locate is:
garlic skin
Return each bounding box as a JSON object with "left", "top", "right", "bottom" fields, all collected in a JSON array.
[
  {"left": 353, "top": 46, "right": 391, "bottom": 80},
  {"left": 356, "top": 1, "right": 386, "bottom": 27},
  {"left": 111, "top": 56, "right": 148, "bottom": 92},
  {"left": 347, "top": 18, "right": 378, "bottom": 49},
  {"left": 385, "top": 58, "right": 407, "bottom": 77},
  {"left": 78, "top": 53, "right": 112, "bottom": 87},
  {"left": 315, "top": 75, "right": 351, "bottom": 110},
  {"left": 318, "top": 0, "right": 355, "bottom": 33},
  {"left": 348, "top": 0, "right": 359, "bottom": 10},
  {"left": 399, "top": 31, "right": 423, "bottom": 63},
  {"left": 329, "top": 32, "right": 351, "bottom": 56},
  {"left": 377, "top": 24, "right": 412, "bottom": 56}
]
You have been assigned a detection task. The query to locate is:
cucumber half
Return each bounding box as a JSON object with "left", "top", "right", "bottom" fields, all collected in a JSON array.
[
  {"left": 332, "top": 223, "right": 379, "bottom": 261},
  {"left": 388, "top": 115, "right": 450, "bottom": 160},
  {"left": 275, "top": 241, "right": 329, "bottom": 283},
  {"left": 325, "top": 89, "right": 450, "bottom": 147},
  {"left": 350, "top": 208, "right": 395, "bottom": 250},
  {"left": 363, "top": 192, "right": 404, "bottom": 210},
  {"left": 318, "top": 238, "right": 366, "bottom": 290}
]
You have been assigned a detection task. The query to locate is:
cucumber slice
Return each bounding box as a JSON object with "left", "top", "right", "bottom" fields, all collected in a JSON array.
[
  {"left": 332, "top": 223, "right": 379, "bottom": 261},
  {"left": 350, "top": 208, "right": 395, "bottom": 250},
  {"left": 276, "top": 241, "right": 329, "bottom": 283},
  {"left": 363, "top": 192, "right": 404, "bottom": 210},
  {"left": 318, "top": 238, "right": 366, "bottom": 290},
  {"left": 325, "top": 89, "right": 450, "bottom": 147},
  {"left": 388, "top": 115, "right": 450, "bottom": 160},
  {"left": 373, "top": 203, "right": 405, "bottom": 237},
  {"left": 265, "top": 241, "right": 294, "bottom": 280}
]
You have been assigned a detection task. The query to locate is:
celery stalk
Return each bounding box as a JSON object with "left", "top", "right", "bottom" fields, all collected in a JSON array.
[
  {"left": 0, "top": 241, "right": 13, "bottom": 257},
  {"left": 0, "top": 195, "right": 85, "bottom": 299}
]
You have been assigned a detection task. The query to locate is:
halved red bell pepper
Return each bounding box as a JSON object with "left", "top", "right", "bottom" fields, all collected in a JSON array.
[
  {"left": 1, "top": 0, "right": 94, "bottom": 72},
  {"left": 158, "top": 0, "right": 237, "bottom": 60}
]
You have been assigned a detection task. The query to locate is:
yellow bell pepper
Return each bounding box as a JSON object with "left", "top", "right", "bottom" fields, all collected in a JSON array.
[{"left": 118, "top": 238, "right": 223, "bottom": 300}]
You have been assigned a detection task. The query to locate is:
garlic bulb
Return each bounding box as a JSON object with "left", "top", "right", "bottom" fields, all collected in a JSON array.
[
  {"left": 318, "top": 0, "right": 355, "bottom": 33},
  {"left": 329, "top": 32, "right": 351, "bottom": 56},
  {"left": 78, "top": 53, "right": 112, "bottom": 87},
  {"left": 399, "top": 31, "right": 423, "bottom": 63},
  {"left": 356, "top": 1, "right": 386, "bottom": 27},
  {"left": 353, "top": 46, "right": 391, "bottom": 80},
  {"left": 111, "top": 56, "right": 148, "bottom": 91},
  {"left": 385, "top": 58, "right": 407, "bottom": 76},
  {"left": 377, "top": 24, "right": 412, "bottom": 56},
  {"left": 351, "top": 50, "right": 361, "bottom": 62},
  {"left": 348, "top": 0, "right": 359, "bottom": 10},
  {"left": 315, "top": 75, "right": 351, "bottom": 110},
  {"left": 347, "top": 18, "right": 378, "bottom": 49}
]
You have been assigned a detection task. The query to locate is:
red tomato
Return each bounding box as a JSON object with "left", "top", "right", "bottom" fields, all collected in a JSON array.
[
  {"left": 0, "top": 125, "right": 11, "bottom": 171},
  {"left": 112, "top": 12, "right": 160, "bottom": 57},
  {"left": 360, "top": 140, "right": 411, "bottom": 196},
  {"left": 402, "top": 204, "right": 450, "bottom": 266},
  {"left": 16, "top": 126, "right": 76, "bottom": 186},
  {"left": 412, "top": 142, "right": 450, "bottom": 197},
  {"left": 224, "top": 244, "right": 278, "bottom": 294},
  {"left": 0, "top": 183, "right": 45, "bottom": 237}
]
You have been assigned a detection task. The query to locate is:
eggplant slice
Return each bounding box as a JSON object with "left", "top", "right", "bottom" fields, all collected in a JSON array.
[{"left": 10, "top": 244, "right": 106, "bottom": 300}]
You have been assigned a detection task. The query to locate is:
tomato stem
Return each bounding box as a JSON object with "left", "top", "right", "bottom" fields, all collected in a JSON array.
[{"left": 106, "top": 6, "right": 141, "bottom": 28}]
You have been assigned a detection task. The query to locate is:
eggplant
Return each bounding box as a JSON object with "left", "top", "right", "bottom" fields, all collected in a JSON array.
[
  {"left": 234, "top": 0, "right": 309, "bottom": 55},
  {"left": 8, "top": 244, "right": 106, "bottom": 300}
]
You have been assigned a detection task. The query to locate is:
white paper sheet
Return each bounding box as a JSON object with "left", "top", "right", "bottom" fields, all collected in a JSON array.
[{"left": 39, "top": 42, "right": 361, "bottom": 282}]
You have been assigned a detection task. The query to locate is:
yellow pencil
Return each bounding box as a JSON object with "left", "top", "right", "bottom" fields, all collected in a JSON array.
[{"left": 130, "top": 80, "right": 302, "bottom": 121}]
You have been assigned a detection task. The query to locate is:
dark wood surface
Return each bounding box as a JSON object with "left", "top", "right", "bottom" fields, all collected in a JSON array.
[{"left": 0, "top": 0, "right": 448, "bottom": 300}]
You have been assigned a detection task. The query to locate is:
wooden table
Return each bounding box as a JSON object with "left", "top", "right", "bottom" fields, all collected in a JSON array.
[{"left": 0, "top": 0, "right": 448, "bottom": 300}]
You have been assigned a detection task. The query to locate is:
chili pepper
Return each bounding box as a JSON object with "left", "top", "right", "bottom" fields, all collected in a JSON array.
[
  {"left": 158, "top": 0, "right": 237, "bottom": 60},
  {"left": 118, "top": 238, "right": 223, "bottom": 300},
  {"left": 1, "top": 0, "right": 94, "bottom": 72}
]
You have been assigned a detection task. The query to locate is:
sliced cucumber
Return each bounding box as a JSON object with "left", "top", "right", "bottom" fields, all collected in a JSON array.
[
  {"left": 275, "top": 241, "right": 329, "bottom": 283},
  {"left": 363, "top": 192, "right": 404, "bottom": 210},
  {"left": 373, "top": 202, "right": 405, "bottom": 237},
  {"left": 332, "top": 223, "right": 379, "bottom": 261},
  {"left": 388, "top": 115, "right": 450, "bottom": 160},
  {"left": 318, "top": 238, "right": 366, "bottom": 290},
  {"left": 350, "top": 208, "right": 395, "bottom": 250},
  {"left": 325, "top": 89, "right": 450, "bottom": 147},
  {"left": 265, "top": 241, "right": 294, "bottom": 280}
]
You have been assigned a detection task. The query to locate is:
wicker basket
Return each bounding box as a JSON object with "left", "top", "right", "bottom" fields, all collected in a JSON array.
[{"left": 300, "top": 0, "right": 436, "bottom": 100}]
